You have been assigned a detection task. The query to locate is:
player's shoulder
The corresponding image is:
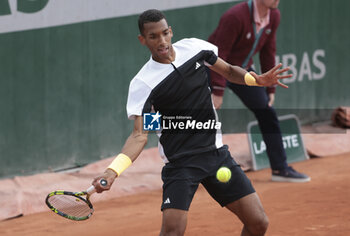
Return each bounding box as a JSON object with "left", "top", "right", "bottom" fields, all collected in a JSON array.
[
  {"left": 129, "top": 74, "right": 148, "bottom": 91},
  {"left": 175, "top": 38, "right": 217, "bottom": 52},
  {"left": 133, "top": 59, "right": 149, "bottom": 77},
  {"left": 131, "top": 60, "right": 153, "bottom": 86},
  {"left": 131, "top": 57, "right": 174, "bottom": 89},
  {"left": 175, "top": 37, "right": 207, "bottom": 46}
]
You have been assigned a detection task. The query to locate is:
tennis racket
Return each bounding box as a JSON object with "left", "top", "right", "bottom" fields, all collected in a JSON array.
[{"left": 45, "top": 179, "right": 107, "bottom": 221}]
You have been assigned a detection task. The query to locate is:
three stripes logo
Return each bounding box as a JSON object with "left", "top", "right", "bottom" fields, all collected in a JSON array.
[{"left": 195, "top": 62, "right": 201, "bottom": 70}]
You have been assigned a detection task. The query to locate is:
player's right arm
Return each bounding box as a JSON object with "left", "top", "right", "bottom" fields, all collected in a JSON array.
[
  {"left": 92, "top": 115, "right": 148, "bottom": 193},
  {"left": 120, "top": 115, "right": 148, "bottom": 162}
]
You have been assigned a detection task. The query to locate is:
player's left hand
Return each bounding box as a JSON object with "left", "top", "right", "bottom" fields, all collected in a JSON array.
[{"left": 250, "top": 63, "right": 291, "bottom": 88}]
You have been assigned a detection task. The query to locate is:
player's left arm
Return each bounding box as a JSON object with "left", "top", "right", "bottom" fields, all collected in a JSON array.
[{"left": 210, "top": 57, "right": 291, "bottom": 88}]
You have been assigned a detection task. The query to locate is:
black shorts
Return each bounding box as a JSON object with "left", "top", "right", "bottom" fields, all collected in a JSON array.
[{"left": 161, "top": 145, "right": 255, "bottom": 211}]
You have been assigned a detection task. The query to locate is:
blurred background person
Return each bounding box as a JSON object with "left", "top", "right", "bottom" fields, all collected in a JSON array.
[{"left": 208, "top": 0, "right": 310, "bottom": 182}]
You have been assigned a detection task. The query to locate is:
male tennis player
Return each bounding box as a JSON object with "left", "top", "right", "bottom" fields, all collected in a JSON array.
[{"left": 92, "top": 9, "right": 292, "bottom": 236}]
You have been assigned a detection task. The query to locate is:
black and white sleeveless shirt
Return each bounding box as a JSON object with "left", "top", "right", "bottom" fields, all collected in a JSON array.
[{"left": 127, "top": 38, "right": 223, "bottom": 163}]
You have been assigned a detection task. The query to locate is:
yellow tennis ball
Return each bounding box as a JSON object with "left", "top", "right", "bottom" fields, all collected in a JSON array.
[{"left": 216, "top": 167, "right": 231, "bottom": 183}]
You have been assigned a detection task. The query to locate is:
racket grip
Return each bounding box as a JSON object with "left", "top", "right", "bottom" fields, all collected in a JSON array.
[{"left": 86, "top": 185, "right": 96, "bottom": 195}]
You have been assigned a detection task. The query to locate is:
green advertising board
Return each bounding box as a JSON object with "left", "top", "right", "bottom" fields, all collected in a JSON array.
[{"left": 247, "top": 114, "right": 309, "bottom": 170}]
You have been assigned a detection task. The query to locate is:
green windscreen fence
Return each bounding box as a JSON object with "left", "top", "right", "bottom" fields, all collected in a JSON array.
[{"left": 1, "top": 0, "right": 349, "bottom": 178}]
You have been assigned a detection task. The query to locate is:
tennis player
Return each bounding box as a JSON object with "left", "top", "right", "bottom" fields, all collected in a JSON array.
[{"left": 92, "top": 9, "right": 292, "bottom": 236}]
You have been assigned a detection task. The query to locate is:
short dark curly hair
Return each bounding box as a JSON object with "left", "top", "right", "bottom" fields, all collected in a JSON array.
[{"left": 138, "top": 9, "right": 166, "bottom": 35}]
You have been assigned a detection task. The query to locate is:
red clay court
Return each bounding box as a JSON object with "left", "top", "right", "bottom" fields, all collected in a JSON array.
[{"left": 1, "top": 131, "right": 349, "bottom": 236}]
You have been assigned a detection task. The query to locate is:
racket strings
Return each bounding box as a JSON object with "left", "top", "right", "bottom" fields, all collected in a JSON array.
[{"left": 48, "top": 194, "right": 93, "bottom": 218}]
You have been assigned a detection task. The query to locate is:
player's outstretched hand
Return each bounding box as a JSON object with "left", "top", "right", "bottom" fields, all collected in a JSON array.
[
  {"left": 92, "top": 169, "right": 117, "bottom": 193},
  {"left": 250, "top": 63, "right": 292, "bottom": 88}
]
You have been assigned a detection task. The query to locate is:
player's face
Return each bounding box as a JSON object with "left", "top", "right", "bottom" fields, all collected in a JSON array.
[
  {"left": 262, "top": 0, "right": 280, "bottom": 9},
  {"left": 138, "top": 19, "right": 174, "bottom": 64}
]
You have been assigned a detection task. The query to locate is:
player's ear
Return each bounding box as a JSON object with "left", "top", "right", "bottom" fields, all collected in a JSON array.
[
  {"left": 168, "top": 26, "right": 173, "bottom": 38},
  {"left": 138, "top": 34, "right": 146, "bottom": 45}
]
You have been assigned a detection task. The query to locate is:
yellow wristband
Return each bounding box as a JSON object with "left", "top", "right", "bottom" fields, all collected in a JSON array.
[
  {"left": 244, "top": 72, "right": 260, "bottom": 86},
  {"left": 107, "top": 153, "right": 132, "bottom": 176}
]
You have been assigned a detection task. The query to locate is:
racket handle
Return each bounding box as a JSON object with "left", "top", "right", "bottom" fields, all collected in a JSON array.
[
  {"left": 86, "top": 185, "right": 96, "bottom": 194},
  {"left": 86, "top": 178, "right": 108, "bottom": 195}
]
